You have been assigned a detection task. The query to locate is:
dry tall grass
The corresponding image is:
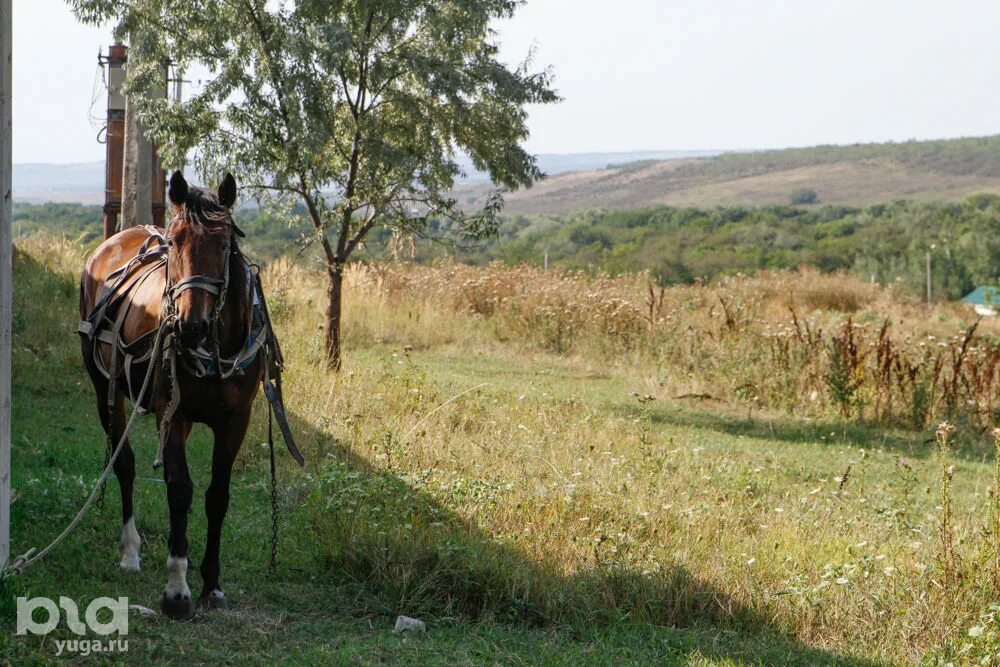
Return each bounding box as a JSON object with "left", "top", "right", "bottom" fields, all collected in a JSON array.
[{"left": 308, "top": 260, "right": 1000, "bottom": 429}]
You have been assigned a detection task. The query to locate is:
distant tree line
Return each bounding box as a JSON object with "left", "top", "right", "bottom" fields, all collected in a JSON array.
[
  {"left": 677, "top": 135, "right": 1000, "bottom": 181},
  {"left": 18, "top": 192, "right": 1000, "bottom": 301},
  {"left": 11, "top": 202, "right": 307, "bottom": 258},
  {"left": 433, "top": 194, "right": 1000, "bottom": 301}
]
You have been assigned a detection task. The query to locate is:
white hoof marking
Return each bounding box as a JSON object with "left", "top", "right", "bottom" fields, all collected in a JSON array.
[
  {"left": 119, "top": 517, "right": 141, "bottom": 572},
  {"left": 164, "top": 556, "right": 191, "bottom": 601}
]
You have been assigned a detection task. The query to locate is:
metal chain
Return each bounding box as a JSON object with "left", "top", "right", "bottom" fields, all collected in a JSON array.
[
  {"left": 95, "top": 439, "right": 111, "bottom": 509},
  {"left": 268, "top": 401, "right": 278, "bottom": 573}
]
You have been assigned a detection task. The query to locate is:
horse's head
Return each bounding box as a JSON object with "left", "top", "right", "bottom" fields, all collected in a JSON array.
[{"left": 165, "top": 170, "right": 240, "bottom": 348}]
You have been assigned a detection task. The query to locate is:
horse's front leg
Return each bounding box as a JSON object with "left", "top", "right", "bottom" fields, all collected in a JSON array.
[
  {"left": 199, "top": 407, "right": 250, "bottom": 610},
  {"left": 159, "top": 416, "right": 195, "bottom": 620}
]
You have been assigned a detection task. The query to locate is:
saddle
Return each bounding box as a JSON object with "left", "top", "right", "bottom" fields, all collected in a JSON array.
[{"left": 78, "top": 226, "right": 168, "bottom": 408}]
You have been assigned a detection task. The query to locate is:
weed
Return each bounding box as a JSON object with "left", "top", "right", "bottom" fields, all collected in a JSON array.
[{"left": 936, "top": 422, "right": 958, "bottom": 589}]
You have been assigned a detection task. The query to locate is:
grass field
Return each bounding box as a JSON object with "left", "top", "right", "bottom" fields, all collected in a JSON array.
[{"left": 6, "top": 237, "right": 1000, "bottom": 664}]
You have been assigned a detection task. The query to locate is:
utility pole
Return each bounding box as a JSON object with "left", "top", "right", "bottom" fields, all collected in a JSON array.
[
  {"left": 105, "top": 42, "right": 168, "bottom": 236},
  {"left": 102, "top": 45, "right": 127, "bottom": 239},
  {"left": 0, "top": 0, "right": 12, "bottom": 569},
  {"left": 121, "top": 80, "right": 152, "bottom": 229}
]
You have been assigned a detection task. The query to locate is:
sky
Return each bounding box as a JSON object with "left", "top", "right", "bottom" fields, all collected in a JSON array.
[{"left": 13, "top": 0, "right": 1000, "bottom": 164}]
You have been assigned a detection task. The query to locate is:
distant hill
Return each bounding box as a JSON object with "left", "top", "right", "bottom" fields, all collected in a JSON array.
[
  {"left": 453, "top": 135, "right": 1000, "bottom": 214},
  {"left": 13, "top": 162, "right": 208, "bottom": 205},
  {"left": 455, "top": 150, "right": 721, "bottom": 183},
  {"left": 14, "top": 161, "right": 105, "bottom": 204},
  {"left": 11, "top": 150, "right": 722, "bottom": 204},
  {"left": 20, "top": 136, "right": 1000, "bottom": 212}
]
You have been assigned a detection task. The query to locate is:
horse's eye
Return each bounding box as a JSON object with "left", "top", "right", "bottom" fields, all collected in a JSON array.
[{"left": 166, "top": 239, "right": 174, "bottom": 247}]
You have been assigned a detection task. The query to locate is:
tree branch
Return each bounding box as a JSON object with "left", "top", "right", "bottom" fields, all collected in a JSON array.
[
  {"left": 344, "top": 211, "right": 380, "bottom": 259},
  {"left": 298, "top": 176, "right": 337, "bottom": 268},
  {"left": 335, "top": 10, "right": 376, "bottom": 260}
]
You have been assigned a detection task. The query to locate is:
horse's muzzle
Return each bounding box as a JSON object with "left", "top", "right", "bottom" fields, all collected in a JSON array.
[{"left": 177, "top": 317, "right": 210, "bottom": 349}]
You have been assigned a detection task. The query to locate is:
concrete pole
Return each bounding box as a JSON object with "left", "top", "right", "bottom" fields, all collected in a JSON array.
[
  {"left": 121, "top": 94, "right": 152, "bottom": 229},
  {"left": 0, "top": 0, "right": 12, "bottom": 569},
  {"left": 121, "top": 31, "right": 152, "bottom": 230},
  {"left": 102, "top": 44, "right": 127, "bottom": 239}
]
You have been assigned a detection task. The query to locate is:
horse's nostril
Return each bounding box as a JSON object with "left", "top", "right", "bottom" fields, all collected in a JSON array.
[{"left": 178, "top": 318, "right": 210, "bottom": 346}]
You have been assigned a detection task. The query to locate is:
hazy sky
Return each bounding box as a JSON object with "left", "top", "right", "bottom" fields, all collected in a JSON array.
[{"left": 14, "top": 0, "right": 1000, "bottom": 164}]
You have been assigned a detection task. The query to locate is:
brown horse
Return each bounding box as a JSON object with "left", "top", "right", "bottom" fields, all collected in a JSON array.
[{"left": 79, "top": 171, "right": 296, "bottom": 619}]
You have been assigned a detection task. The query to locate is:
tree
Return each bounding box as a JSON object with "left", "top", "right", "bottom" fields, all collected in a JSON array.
[{"left": 69, "top": 0, "right": 558, "bottom": 369}]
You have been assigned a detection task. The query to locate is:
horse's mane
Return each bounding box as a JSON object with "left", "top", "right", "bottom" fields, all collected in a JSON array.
[
  {"left": 181, "top": 186, "right": 244, "bottom": 270},
  {"left": 184, "top": 186, "right": 233, "bottom": 228}
]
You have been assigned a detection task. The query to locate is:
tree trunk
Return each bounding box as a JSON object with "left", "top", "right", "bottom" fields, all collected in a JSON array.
[{"left": 325, "top": 265, "right": 344, "bottom": 371}]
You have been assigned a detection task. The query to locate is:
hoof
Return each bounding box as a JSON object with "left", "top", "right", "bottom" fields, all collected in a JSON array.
[
  {"left": 119, "top": 555, "right": 141, "bottom": 572},
  {"left": 160, "top": 593, "right": 195, "bottom": 621},
  {"left": 198, "top": 590, "right": 229, "bottom": 611}
]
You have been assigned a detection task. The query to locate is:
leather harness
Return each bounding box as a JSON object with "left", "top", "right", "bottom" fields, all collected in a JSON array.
[{"left": 77, "top": 223, "right": 303, "bottom": 468}]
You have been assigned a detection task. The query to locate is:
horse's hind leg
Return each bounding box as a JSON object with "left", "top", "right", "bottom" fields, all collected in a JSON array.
[
  {"left": 198, "top": 408, "right": 249, "bottom": 610},
  {"left": 90, "top": 370, "right": 141, "bottom": 572}
]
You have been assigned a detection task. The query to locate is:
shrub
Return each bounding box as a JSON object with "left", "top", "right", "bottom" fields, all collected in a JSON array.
[
  {"left": 567, "top": 223, "right": 613, "bottom": 249},
  {"left": 789, "top": 188, "right": 819, "bottom": 205}
]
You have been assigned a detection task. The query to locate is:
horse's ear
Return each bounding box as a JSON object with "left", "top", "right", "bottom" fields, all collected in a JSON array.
[
  {"left": 218, "top": 172, "right": 237, "bottom": 209},
  {"left": 168, "top": 171, "right": 188, "bottom": 207}
]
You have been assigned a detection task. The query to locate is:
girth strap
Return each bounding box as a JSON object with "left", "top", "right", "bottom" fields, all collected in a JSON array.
[{"left": 105, "top": 301, "right": 129, "bottom": 417}]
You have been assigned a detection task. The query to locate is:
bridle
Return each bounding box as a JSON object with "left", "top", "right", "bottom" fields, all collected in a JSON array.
[{"left": 163, "top": 210, "right": 236, "bottom": 374}]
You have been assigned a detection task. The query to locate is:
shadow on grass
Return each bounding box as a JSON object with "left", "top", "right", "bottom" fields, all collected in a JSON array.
[
  {"left": 259, "top": 406, "right": 881, "bottom": 666},
  {"left": 639, "top": 400, "right": 970, "bottom": 460},
  {"left": 6, "top": 246, "right": 878, "bottom": 665}
]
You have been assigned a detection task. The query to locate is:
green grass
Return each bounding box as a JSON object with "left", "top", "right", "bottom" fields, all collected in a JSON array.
[{"left": 5, "top": 238, "right": 999, "bottom": 664}]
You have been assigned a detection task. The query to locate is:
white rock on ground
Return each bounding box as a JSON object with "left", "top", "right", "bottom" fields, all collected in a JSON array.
[
  {"left": 129, "top": 604, "right": 157, "bottom": 617},
  {"left": 393, "top": 615, "right": 426, "bottom": 633}
]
